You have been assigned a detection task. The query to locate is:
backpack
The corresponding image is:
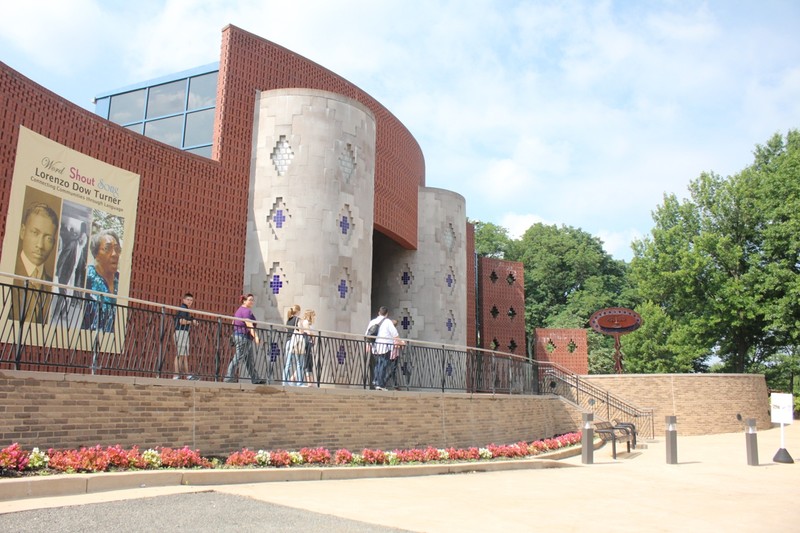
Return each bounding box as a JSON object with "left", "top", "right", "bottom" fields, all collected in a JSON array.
[{"left": 365, "top": 317, "right": 386, "bottom": 344}]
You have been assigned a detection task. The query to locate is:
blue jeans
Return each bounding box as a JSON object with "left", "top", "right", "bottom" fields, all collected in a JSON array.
[
  {"left": 283, "top": 339, "right": 306, "bottom": 386},
  {"left": 226, "top": 334, "right": 259, "bottom": 383},
  {"left": 373, "top": 351, "right": 389, "bottom": 388}
]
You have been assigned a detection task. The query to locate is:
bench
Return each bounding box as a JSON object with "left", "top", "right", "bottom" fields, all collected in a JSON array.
[
  {"left": 612, "top": 420, "right": 638, "bottom": 449},
  {"left": 594, "top": 421, "right": 634, "bottom": 459}
]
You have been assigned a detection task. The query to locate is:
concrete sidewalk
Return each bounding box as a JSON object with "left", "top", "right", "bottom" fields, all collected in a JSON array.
[{"left": 0, "top": 423, "right": 797, "bottom": 532}]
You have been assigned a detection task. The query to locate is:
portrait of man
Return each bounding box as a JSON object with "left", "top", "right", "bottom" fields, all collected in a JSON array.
[{"left": 11, "top": 199, "right": 60, "bottom": 323}]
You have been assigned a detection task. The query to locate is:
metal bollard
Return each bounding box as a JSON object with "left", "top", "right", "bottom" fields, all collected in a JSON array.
[
  {"left": 745, "top": 418, "right": 758, "bottom": 466},
  {"left": 665, "top": 416, "right": 678, "bottom": 465},
  {"left": 582, "top": 413, "right": 594, "bottom": 464}
]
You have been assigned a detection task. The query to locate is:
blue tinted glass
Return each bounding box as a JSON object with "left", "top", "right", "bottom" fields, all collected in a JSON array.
[
  {"left": 184, "top": 108, "right": 214, "bottom": 147},
  {"left": 186, "top": 145, "right": 212, "bottom": 158},
  {"left": 146, "top": 80, "right": 186, "bottom": 119},
  {"left": 188, "top": 72, "right": 217, "bottom": 110},
  {"left": 144, "top": 115, "right": 183, "bottom": 147},
  {"left": 109, "top": 89, "right": 145, "bottom": 124}
]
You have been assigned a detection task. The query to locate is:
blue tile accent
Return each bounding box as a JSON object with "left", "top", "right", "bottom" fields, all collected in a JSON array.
[
  {"left": 401, "top": 316, "right": 411, "bottom": 330},
  {"left": 338, "top": 279, "right": 348, "bottom": 298},
  {"left": 337, "top": 344, "right": 347, "bottom": 364},
  {"left": 273, "top": 209, "right": 286, "bottom": 228},
  {"left": 339, "top": 215, "right": 350, "bottom": 235},
  {"left": 269, "top": 274, "right": 283, "bottom": 294},
  {"left": 446, "top": 318, "right": 454, "bottom": 331},
  {"left": 446, "top": 273, "right": 454, "bottom": 288},
  {"left": 401, "top": 271, "right": 411, "bottom": 285},
  {"left": 270, "top": 342, "right": 280, "bottom": 362}
]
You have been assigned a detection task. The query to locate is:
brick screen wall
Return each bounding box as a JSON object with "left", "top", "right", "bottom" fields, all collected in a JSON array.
[
  {"left": 0, "top": 64, "right": 244, "bottom": 314},
  {"left": 533, "top": 328, "right": 589, "bottom": 375},
  {"left": 477, "top": 258, "right": 526, "bottom": 355},
  {"left": 0, "top": 371, "right": 582, "bottom": 455}
]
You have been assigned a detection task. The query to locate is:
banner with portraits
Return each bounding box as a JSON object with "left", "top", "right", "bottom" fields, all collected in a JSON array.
[{"left": 0, "top": 126, "right": 140, "bottom": 347}]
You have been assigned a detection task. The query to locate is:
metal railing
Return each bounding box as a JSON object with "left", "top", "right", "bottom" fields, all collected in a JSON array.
[
  {"left": 536, "top": 362, "right": 655, "bottom": 439},
  {"left": 0, "top": 275, "right": 653, "bottom": 432},
  {"left": 0, "top": 277, "right": 539, "bottom": 393}
]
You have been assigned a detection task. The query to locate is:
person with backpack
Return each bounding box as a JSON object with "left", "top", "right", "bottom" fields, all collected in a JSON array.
[{"left": 364, "top": 306, "right": 399, "bottom": 390}]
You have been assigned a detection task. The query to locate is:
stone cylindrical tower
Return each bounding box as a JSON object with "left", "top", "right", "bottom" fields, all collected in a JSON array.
[
  {"left": 373, "top": 187, "right": 467, "bottom": 346},
  {"left": 247, "top": 89, "right": 376, "bottom": 333}
]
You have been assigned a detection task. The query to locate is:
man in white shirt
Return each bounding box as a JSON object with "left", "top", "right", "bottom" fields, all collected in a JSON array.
[{"left": 365, "top": 306, "right": 399, "bottom": 390}]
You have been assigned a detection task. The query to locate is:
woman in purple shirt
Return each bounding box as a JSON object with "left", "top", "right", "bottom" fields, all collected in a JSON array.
[{"left": 224, "top": 294, "right": 264, "bottom": 384}]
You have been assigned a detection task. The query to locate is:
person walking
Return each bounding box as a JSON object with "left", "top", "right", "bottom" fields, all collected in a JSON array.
[
  {"left": 173, "top": 293, "right": 197, "bottom": 380},
  {"left": 384, "top": 319, "right": 407, "bottom": 390},
  {"left": 301, "top": 309, "right": 317, "bottom": 386},
  {"left": 365, "top": 306, "right": 399, "bottom": 390},
  {"left": 282, "top": 304, "right": 302, "bottom": 385},
  {"left": 225, "top": 294, "right": 264, "bottom": 384}
]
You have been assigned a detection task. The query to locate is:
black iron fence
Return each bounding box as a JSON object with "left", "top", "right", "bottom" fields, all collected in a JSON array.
[
  {"left": 0, "top": 276, "right": 654, "bottom": 434},
  {"left": 0, "top": 277, "right": 538, "bottom": 393}
]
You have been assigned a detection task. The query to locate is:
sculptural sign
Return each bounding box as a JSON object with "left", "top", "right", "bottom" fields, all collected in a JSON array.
[{"left": 589, "top": 307, "right": 642, "bottom": 373}]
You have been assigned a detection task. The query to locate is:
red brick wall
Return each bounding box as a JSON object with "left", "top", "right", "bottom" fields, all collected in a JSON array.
[
  {"left": 477, "top": 258, "right": 526, "bottom": 355},
  {"left": 217, "top": 25, "right": 424, "bottom": 250},
  {"left": 465, "top": 223, "right": 476, "bottom": 347},
  {"left": 0, "top": 64, "right": 243, "bottom": 314},
  {"left": 534, "top": 328, "right": 589, "bottom": 374}
]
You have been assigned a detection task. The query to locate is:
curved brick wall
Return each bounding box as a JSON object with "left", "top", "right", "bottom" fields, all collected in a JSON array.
[
  {"left": 0, "top": 63, "right": 243, "bottom": 313},
  {"left": 1, "top": 25, "right": 425, "bottom": 314},
  {"left": 217, "top": 25, "right": 425, "bottom": 250}
]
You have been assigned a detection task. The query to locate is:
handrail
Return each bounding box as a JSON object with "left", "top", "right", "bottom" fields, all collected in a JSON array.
[
  {"left": 535, "top": 361, "right": 655, "bottom": 439},
  {"left": 0, "top": 278, "right": 532, "bottom": 394}
]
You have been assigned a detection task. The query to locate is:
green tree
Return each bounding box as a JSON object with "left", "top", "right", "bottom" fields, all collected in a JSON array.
[
  {"left": 628, "top": 130, "right": 800, "bottom": 377},
  {"left": 471, "top": 220, "right": 511, "bottom": 258},
  {"left": 506, "top": 222, "right": 632, "bottom": 333}
]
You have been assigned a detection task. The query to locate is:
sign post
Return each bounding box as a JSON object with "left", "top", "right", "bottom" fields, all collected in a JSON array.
[{"left": 770, "top": 393, "right": 794, "bottom": 464}]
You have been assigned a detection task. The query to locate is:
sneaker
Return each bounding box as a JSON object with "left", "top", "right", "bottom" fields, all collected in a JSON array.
[
  {"left": 375, "top": 386, "right": 387, "bottom": 391},
  {"left": 187, "top": 375, "right": 199, "bottom": 381},
  {"left": 172, "top": 376, "right": 180, "bottom": 380}
]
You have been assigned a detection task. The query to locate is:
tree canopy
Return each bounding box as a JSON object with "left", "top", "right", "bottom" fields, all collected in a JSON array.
[
  {"left": 626, "top": 130, "right": 800, "bottom": 375},
  {"left": 505, "top": 223, "right": 632, "bottom": 332},
  {"left": 471, "top": 220, "right": 511, "bottom": 258}
]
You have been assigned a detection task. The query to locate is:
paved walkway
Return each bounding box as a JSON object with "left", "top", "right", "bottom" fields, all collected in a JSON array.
[{"left": 0, "top": 423, "right": 797, "bottom": 532}]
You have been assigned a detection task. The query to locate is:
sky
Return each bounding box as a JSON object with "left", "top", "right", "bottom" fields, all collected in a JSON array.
[{"left": 2, "top": 1, "right": 799, "bottom": 261}]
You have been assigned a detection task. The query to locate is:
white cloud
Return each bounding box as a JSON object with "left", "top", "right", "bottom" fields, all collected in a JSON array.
[
  {"left": 499, "top": 213, "right": 549, "bottom": 240},
  {"left": 2, "top": 0, "right": 798, "bottom": 265}
]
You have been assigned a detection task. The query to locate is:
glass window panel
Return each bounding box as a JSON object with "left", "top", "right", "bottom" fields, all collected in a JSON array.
[
  {"left": 186, "top": 145, "right": 212, "bottom": 158},
  {"left": 109, "top": 89, "right": 145, "bottom": 124},
  {"left": 184, "top": 109, "right": 215, "bottom": 147},
  {"left": 146, "top": 80, "right": 186, "bottom": 119},
  {"left": 124, "top": 123, "right": 143, "bottom": 134},
  {"left": 144, "top": 115, "right": 183, "bottom": 148},
  {"left": 95, "top": 96, "right": 110, "bottom": 119},
  {"left": 188, "top": 72, "right": 218, "bottom": 110}
]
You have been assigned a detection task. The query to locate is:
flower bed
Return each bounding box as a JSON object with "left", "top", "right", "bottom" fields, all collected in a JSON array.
[{"left": 0, "top": 432, "right": 581, "bottom": 477}]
